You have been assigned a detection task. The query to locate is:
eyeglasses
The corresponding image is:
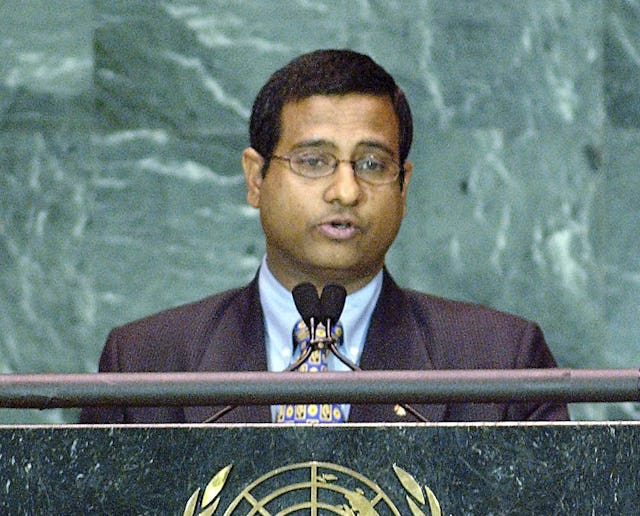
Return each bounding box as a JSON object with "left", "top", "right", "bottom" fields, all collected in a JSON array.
[{"left": 270, "top": 148, "right": 402, "bottom": 185}]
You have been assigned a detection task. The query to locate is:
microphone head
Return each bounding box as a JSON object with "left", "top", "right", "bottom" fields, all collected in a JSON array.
[
  {"left": 319, "top": 283, "right": 347, "bottom": 324},
  {"left": 292, "top": 283, "right": 320, "bottom": 329}
]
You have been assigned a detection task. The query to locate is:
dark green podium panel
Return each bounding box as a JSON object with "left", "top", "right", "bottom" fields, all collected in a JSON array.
[{"left": 1, "top": 423, "right": 637, "bottom": 514}]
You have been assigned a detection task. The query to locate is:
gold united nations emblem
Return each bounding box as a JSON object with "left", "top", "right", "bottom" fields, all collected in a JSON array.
[{"left": 183, "top": 461, "right": 441, "bottom": 515}]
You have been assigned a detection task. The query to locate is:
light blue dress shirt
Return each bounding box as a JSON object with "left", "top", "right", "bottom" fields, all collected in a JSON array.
[{"left": 258, "top": 256, "right": 383, "bottom": 421}]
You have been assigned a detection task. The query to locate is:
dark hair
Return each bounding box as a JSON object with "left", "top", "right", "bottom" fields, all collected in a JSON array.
[{"left": 249, "top": 49, "right": 413, "bottom": 183}]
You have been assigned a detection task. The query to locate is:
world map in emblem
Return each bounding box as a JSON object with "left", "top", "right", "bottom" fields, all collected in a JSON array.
[{"left": 184, "top": 461, "right": 441, "bottom": 515}]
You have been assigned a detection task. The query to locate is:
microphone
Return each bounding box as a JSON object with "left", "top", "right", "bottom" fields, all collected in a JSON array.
[
  {"left": 319, "top": 283, "right": 346, "bottom": 328},
  {"left": 292, "top": 283, "right": 320, "bottom": 343}
]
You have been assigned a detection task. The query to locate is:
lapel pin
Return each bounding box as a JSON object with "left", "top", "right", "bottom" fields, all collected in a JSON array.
[{"left": 393, "top": 404, "right": 407, "bottom": 417}]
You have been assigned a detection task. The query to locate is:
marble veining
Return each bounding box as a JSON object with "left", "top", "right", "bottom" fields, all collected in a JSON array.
[{"left": 1, "top": 1, "right": 639, "bottom": 423}]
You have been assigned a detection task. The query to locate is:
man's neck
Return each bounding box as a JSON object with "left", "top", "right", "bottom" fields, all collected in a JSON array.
[{"left": 263, "top": 256, "right": 383, "bottom": 295}]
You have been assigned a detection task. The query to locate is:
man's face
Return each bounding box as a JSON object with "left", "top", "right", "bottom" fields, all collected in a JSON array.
[{"left": 242, "top": 93, "right": 412, "bottom": 293}]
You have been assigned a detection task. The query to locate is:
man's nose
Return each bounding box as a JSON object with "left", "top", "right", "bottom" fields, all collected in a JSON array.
[{"left": 324, "top": 161, "right": 362, "bottom": 205}]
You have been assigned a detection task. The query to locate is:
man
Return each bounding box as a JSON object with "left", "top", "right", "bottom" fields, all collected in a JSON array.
[{"left": 80, "top": 49, "right": 569, "bottom": 424}]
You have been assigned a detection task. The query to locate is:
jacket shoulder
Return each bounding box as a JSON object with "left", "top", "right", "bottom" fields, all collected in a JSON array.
[
  {"left": 101, "top": 282, "right": 256, "bottom": 372},
  {"left": 385, "top": 279, "right": 551, "bottom": 370}
]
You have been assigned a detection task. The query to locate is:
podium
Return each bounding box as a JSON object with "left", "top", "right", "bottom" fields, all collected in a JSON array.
[{"left": 1, "top": 422, "right": 638, "bottom": 514}]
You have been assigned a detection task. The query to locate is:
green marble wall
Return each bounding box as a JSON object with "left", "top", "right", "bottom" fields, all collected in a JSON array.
[{"left": 1, "top": 0, "right": 639, "bottom": 423}]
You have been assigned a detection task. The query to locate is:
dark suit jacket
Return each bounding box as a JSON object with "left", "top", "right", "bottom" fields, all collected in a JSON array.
[{"left": 79, "top": 270, "right": 569, "bottom": 423}]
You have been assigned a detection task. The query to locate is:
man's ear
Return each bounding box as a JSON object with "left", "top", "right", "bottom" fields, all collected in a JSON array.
[
  {"left": 400, "top": 160, "right": 412, "bottom": 217},
  {"left": 242, "top": 147, "right": 264, "bottom": 208}
]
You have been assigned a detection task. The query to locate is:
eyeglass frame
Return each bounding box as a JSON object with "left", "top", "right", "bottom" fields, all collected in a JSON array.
[{"left": 268, "top": 148, "right": 404, "bottom": 186}]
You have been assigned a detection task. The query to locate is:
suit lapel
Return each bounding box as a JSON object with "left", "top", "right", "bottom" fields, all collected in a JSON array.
[
  {"left": 184, "top": 277, "right": 271, "bottom": 423},
  {"left": 350, "top": 270, "right": 447, "bottom": 423}
]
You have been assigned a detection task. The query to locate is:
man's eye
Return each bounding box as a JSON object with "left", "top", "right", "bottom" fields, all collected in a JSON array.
[
  {"left": 297, "top": 154, "right": 329, "bottom": 168},
  {"left": 357, "top": 156, "right": 386, "bottom": 172}
]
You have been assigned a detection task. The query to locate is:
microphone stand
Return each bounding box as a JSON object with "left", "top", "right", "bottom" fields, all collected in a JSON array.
[
  {"left": 204, "top": 284, "right": 430, "bottom": 423},
  {"left": 204, "top": 326, "right": 431, "bottom": 424}
]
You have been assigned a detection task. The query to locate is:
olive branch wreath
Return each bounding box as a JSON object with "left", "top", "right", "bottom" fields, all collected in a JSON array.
[
  {"left": 183, "top": 463, "right": 441, "bottom": 516},
  {"left": 183, "top": 464, "right": 232, "bottom": 516},
  {"left": 393, "top": 464, "right": 441, "bottom": 516}
]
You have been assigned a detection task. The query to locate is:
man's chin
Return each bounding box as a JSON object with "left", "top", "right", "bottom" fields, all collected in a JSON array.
[{"left": 304, "top": 260, "right": 381, "bottom": 289}]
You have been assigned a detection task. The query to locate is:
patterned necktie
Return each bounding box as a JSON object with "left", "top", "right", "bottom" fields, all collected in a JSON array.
[{"left": 276, "top": 319, "right": 345, "bottom": 423}]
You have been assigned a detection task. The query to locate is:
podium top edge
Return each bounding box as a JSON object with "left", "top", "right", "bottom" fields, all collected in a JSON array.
[{"left": 2, "top": 421, "right": 640, "bottom": 430}]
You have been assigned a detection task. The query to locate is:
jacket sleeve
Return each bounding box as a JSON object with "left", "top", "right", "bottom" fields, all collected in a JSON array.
[
  {"left": 505, "top": 321, "right": 569, "bottom": 421},
  {"left": 78, "top": 328, "right": 188, "bottom": 424}
]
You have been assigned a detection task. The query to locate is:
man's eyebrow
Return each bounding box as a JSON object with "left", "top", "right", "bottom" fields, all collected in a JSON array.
[
  {"left": 355, "top": 140, "right": 397, "bottom": 157},
  {"left": 290, "top": 139, "right": 335, "bottom": 150},
  {"left": 290, "top": 139, "right": 397, "bottom": 157}
]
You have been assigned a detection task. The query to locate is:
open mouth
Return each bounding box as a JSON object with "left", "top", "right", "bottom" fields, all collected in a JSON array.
[{"left": 319, "top": 220, "right": 359, "bottom": 240}]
